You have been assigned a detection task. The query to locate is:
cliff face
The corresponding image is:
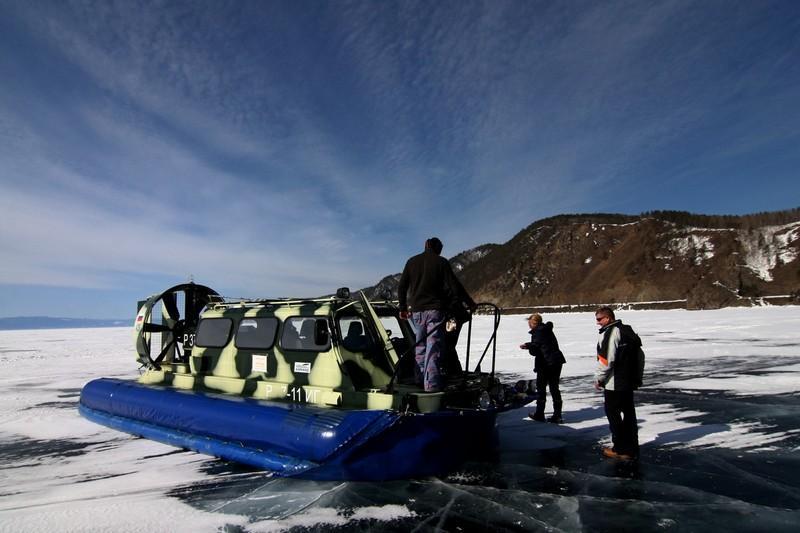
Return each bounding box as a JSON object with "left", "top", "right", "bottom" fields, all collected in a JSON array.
[{"left": 364, "top": 209, "right": 800, "bottom": 310}]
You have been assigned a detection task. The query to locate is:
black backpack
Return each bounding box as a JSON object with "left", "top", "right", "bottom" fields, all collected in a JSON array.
[{"left": 616, "top": 323, "right": 645, "bottom": 389}]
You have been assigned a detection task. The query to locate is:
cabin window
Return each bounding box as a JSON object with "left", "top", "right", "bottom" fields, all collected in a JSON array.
[
  {"left": 194, "top": 318, "right": 233, "bottom": 348},
  {"left": 338, "top": 317, "right": 370, "bottom": 352},
  {"left": 280, "top": 317, "right": 330, "bottom": 351},
  {"left": 378, "top": 316, "right": 402, "bottom": 339},
  {"left": 235, "top": 317, "right": 279, "bottom": 350}
]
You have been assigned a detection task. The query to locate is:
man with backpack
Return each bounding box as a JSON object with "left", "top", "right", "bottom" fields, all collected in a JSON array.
[{"left": 594, "top": 306, "right": 643, "bottom": 460}]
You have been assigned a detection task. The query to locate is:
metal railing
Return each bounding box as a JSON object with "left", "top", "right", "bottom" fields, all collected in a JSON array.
[
  {"left": 464, "top": 303, "right": 500, "bottom": 379},
  {"left": 386, "top": 302, "right": 501, "bottom": 391}
]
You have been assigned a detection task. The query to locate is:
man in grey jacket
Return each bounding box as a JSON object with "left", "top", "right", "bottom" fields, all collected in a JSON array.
[{"left": 594, "top": 306, "right": 640, "bottom": 460}]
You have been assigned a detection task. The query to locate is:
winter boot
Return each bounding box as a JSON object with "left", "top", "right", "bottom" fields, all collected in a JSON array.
[
  {"left": 549, "top": 402, "right": 563, "bottom": 423},
  {"left": 602, "top": 447, "right": 635, "bottom": 461},
  {"left": 529, "top": 409, "right": 546, "bottom": 422}
]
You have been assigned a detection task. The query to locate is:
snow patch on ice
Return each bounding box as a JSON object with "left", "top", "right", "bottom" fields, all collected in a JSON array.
[
  {"left": 687, "top": 422, "right": 800, "bottom": 451},
  {"left": 251, "top": 504, "right": 416, "bottom": 531},
  {"left": 660, "top": 371, "right": 800, "bottom": 396}
]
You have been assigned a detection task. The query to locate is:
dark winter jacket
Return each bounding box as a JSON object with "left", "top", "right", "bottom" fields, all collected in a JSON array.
[
  {"left": 447, "top": 272, "right": 476, "bottom": 322},
  {"left": 524, "top": 321, "right": 566, "bottom": 371},
  {"left": 596, "top": 320, "right": 640, "bottom": 391},
  {"left": 398, "top": 250, "right": 461, "bottom": 312}
]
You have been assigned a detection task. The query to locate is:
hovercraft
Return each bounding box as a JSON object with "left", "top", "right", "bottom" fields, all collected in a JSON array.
[{"left": 79, "top": 283, "right": 523, "bottom": 480}]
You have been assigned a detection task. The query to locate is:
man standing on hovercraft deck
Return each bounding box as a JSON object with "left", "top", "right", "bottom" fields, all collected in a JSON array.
[{"left": 398, "top": 237, "right": 467, "bottom": 392}]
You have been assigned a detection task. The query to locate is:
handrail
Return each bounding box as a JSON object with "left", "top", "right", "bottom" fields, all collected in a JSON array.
[
  {"left": 464, "top": 303, "right": 500, "bottom": 379},
  {"left": 386, "top": 302, "right": 501, "bottom": 391}
]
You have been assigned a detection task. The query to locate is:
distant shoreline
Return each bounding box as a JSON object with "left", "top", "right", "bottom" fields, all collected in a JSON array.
[
  {"left": 0, "top": 317, "right": 129, "bottom": 331},
  {"left": 500, "top": 294, "right": 797, "bottom": 314},
  {"left": 3, "top": 295, "right": 798, "bottom": 330}
]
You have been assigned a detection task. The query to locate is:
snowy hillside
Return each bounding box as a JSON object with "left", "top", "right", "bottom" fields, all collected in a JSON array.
[{"left": 461, "top": 211, "right": 800, "bottom": 309}]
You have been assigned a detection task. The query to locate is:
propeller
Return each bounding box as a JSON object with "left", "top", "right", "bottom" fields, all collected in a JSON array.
[{"left": 133, "top": 283, "right": 219, "bottom": 370}]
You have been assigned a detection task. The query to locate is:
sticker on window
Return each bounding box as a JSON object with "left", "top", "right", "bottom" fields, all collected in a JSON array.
[
  {"left": 252, "top": 354, "right": 268, "bottom": 373},
  {"left": 294, "top": 362, "right": 311, "bottom": 374}
]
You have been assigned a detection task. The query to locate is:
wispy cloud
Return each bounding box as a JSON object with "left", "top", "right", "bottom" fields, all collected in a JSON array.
[{"left": 1, "top": 0, "right": 799, "bottom": 316}]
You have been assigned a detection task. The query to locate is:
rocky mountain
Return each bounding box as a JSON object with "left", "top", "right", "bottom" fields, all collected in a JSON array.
[{"left": 365, "top": 209, "right": 800, "bottom": 310}]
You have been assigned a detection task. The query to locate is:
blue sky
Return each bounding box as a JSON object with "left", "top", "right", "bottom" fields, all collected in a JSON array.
[{"left": 1, "top": 0, "right": 799, "bottom": 319}]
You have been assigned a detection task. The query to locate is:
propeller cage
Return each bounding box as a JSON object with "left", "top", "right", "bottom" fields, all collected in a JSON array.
[{"left": 134, "top": 283, "right": 218, "bottom": 369}]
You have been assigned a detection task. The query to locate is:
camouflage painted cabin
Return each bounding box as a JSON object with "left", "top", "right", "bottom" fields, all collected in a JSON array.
[{"left": 140, "top": 290, "right": 448, "bottom": 412}]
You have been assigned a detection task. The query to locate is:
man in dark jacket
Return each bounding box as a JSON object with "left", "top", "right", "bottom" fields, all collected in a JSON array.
[
  {"left": 398, "top": 237, "right": 466, "bottom": 392},
  {"left": 520, "top": 313, "right": 566, "bottom": 423},
  {"left": 442, "top": 271, "right": 476, "bottom": 376},
  {"left": 594, "top": 306, "right": 640, "bottom": 460}
]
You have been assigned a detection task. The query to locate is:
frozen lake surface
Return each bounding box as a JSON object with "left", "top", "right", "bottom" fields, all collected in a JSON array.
[{"left": 1, "top": 306, "right": 799, "bottom": 532}]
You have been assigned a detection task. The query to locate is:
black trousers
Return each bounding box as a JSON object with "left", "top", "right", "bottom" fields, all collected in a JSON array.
[
  {"left": 442, "top": 321, "right": 464, "bottom": 377},
  {"left": 535, "top": 363, "right": 563, "bottom": 415},
  {"left": 603, "top": 389, "right": 639, "bottom": 456}
]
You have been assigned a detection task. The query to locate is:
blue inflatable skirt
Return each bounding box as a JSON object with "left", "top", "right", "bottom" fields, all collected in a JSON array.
[{"left": 79, "top": 378, "right": 498, "bottom": 480}]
